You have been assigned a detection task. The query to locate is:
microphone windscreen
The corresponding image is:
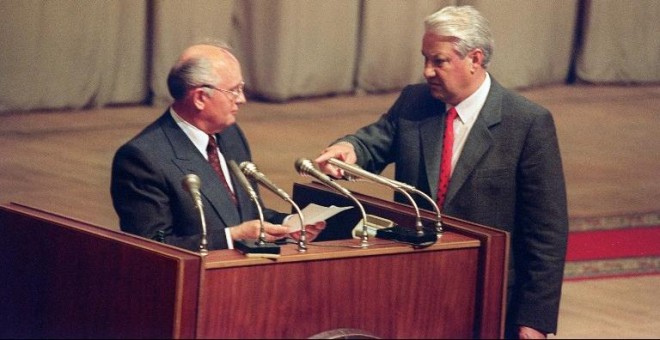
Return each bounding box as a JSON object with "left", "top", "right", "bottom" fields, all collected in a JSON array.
[
  {"left": 182, "top": 174, "right": 201, "bottom": 193},
  {"left": 295, "top": 158, "right": 316, "bottom": 176},
  {"left": 239, "top": 161, "right": 258, "bottom": 177},
  {"left": 228, "top": 160, "right": 258, "bottom": 199}
]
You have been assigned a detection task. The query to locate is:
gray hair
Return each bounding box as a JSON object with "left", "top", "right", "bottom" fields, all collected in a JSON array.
[
  {"left": 166, "top": 41, "right": 233, "bottom": 101},
  {"left": 424, "top": 6, "right": 494, "bottom": 68}
]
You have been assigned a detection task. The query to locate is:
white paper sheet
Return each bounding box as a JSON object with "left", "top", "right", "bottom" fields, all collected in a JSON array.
[{"left": 285, "top": 203, "right": 353, "bottom": 232}]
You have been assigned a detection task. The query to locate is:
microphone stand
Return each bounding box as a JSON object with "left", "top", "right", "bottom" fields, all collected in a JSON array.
[
  {"left": 182, "top": 174, "right": 209, "bottom": 256},
  {"left": 388, "top": 179, "right": 443, "bottom": 233},
  {"left": 328, "top": 158, "right": 437, "bottom": 245},
  {"left": 228, "top": 160, "right": 280, "bottom": 255},
  {"left": 295, "top": 158, "right": 370, "bottom": 248},
  {"left": 288, "top": 198, "right": 307, "bottom": 252},
  {"left": 235, "top": 198, "right": 281, "bottom": 255},
  {"left": 240, "top": 161, "right": 307, "bottom": 252},
  {"left": 253, "top": 198, "right": 267, "bottom": 246},
  {"left": 343, "top": 190, "right": 370, "bottom": 248},
  {"left": 196, "top": 204, "right": 209, "bottom": 256}
]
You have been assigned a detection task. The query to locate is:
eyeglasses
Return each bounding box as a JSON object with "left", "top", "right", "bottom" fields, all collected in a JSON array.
[{"left": 202, "top": 82, "right": 245, "bottom": 101}]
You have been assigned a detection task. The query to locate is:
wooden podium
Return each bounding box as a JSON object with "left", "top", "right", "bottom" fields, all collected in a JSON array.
[{"left": 0, "top": 182, "right": 507, "bottom": 339}]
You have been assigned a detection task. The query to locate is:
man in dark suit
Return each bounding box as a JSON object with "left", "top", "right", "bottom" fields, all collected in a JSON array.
[
  {"left": 315, "top": 6, "right": 568, "bottom": 339},
  {"left": 111, "top": 43, "right": 324, "bottom": 252}
]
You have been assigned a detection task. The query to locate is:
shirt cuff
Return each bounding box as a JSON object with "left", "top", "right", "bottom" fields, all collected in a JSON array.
[{"left": 224, "top": 228, "right": 234, "bottom": 250}]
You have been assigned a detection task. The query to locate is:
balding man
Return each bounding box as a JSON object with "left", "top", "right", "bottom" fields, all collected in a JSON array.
[{"left": 111, "top": 43, "right": 324, "bottom": 251}]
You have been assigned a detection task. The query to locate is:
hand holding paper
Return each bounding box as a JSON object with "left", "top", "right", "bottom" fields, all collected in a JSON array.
[{"left": 284, "top": 203, "right": 353, "bottom": 233}]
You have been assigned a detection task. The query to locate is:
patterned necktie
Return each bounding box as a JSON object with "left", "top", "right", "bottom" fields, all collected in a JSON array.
[
  {"left": 206, "top": 134, "right": 238, "bottom": 205},
  {"left": 436, "top": 107, "right": 458, "bottom": 207}
]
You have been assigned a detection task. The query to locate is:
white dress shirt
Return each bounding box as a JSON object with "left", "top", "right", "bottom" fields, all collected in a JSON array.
[{"left": 447, "top": 73, "right": 491, "bottom": 176}]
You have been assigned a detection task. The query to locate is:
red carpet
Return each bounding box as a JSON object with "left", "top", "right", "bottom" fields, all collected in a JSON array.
[
  {"left": 564, "top": 212, "right": 660, "bottom": 281},
  {"left": 566, "top": 227, "right": 660, "bottom": 261}
]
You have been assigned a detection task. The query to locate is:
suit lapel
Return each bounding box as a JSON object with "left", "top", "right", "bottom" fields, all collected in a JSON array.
[
  {"left": 160, "top": 114, "right": 242, "bottom": 226},
  {"left": 215, "top": 132, "right": 255, "bottom": 220},
  {"left": 443, "top": 80, "right": 504, "bottom": 206},
  {"left": 421, "top": 111, "right": 445, "bottom": 197}
]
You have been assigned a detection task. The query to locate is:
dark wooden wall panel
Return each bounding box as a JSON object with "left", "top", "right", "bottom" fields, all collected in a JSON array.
[{"left": 0, "top": 203, "right": 201, "bottom": 339}]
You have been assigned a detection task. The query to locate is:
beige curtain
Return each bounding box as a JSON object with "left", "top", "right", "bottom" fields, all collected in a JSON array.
[
  {"left": 232, "top": 0, "right": 360, "bottom": 102},
  {"left": 149, "top": 0, "right": 236, "bottom": 107},
  {"left": 0, "top": 0, "right": 147, "bottom": 112},
  {"left": 576, "top": 0, "right": 660, "bottom": 83},
  {"left": 355, "top": 0, "right": 452, "bottom": 92},
  {"left": 0, "top": 0, "right": 658, "bottom": 113},
  {"left": 473, "top": 0, "right": 578, "bottom": 88}
]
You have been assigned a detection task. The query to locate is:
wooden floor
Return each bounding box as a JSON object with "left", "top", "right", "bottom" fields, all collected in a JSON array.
[{"left": 1, "top": 84, "right": 658, "bottom": 338}]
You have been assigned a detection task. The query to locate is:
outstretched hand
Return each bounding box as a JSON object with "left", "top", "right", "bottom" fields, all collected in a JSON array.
[{"left": 314, "top": 142, "right": 357, "bottom": 178}]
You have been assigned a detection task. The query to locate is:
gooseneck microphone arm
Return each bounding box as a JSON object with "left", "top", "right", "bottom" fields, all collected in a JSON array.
[
  {"left": 386, "top": 178, "right": 443, "bottom": 233},
  {"left": 228, "top": 160, "right": 267, "bottom": 246},
  {"left": 288, "top": 201, "right": 307, "bottom": 252},
  {"left": 295, "top": 158, "right": 370, "bottom": 248},
  {"left": 347, "top": 172, "right": 443, "bottom": 233},
  {"left": 240, "top": 161, "right": 307, "bottom": 252},
  {"left": 327, "top": 158, "right": 426, "bottom": 236},
  {"left": 181, "top": 174, "right": 209, "bottom": 255}
]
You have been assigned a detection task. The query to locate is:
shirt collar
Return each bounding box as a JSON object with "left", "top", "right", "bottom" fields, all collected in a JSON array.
[
  {"left": 451, "top": 73, "right": 491, "bottom": 124},
  {"left": 169, "top": 107, "right": 210, "bottom": 157}
]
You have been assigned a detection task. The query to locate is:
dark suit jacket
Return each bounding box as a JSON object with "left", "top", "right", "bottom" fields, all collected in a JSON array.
[
  {"left": 340, "top": 79, "right": 568, "bottom": 335},
  {"left": 111, "top": 111, "right": 287, "bottom": 252}
]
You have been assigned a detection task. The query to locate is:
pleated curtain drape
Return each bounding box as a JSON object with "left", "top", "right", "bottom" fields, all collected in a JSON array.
[{"left": 0, "top": 0, "right": 658, "bottom": 113}]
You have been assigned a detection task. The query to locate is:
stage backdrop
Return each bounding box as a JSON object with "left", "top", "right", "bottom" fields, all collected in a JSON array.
[{"left": 0, "top": 0, "right": 658, "bottom": 112}]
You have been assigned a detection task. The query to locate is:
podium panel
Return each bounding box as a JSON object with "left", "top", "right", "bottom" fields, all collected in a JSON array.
[
  {"left": 197, "top": 238, "right": 480, "bottom": 338},
  {"left": 290, "top": 182, "right": 509, "bottom": 338},
  {"left": 0, "top": 182, "right": 507, "bottom": 338},
  {"left": 0, "top": 203, "right": 201, "bottom": 339}
]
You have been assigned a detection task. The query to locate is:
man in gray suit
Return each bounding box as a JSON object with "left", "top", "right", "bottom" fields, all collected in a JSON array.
[
  {"left": 112, "top": 43, "right": 324, "bottom": 252},
  {"left": 315, "top": 6, "right": 568, "bottom": 339}
]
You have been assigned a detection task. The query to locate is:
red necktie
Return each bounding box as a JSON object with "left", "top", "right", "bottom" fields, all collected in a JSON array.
[
  {"left": 206, "top": 134, "right": 238, "bottom": 205},
  {"left": 436, "top": 107, "right": 458, "bottom": 207}
]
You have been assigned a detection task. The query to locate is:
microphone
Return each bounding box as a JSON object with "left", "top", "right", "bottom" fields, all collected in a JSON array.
[
  {"left": 228, "top": 160, "right": 280, "bottom": 255},
  {"left": 181, "top": 174, "right": 209, "bottom": 255},
  {"left": 344, "top": 169, "right": 443, "bottom": 233},
  {"left": 228, "top": 160, "right": 258, "bottom": 202},
  {"left": 295, "top": 158, "right": 371, "bottom": 248},
  {"left": 240, "top": 161, "right": 308, "bottom": 252},
  {"left": 295, "top": 158, "right": 353, "bottom": 198},
  {"left": 182, "top": 174, "right": 203, "bottom": 207},
  {"left": 327, "top": 158, "right": 437, "bottom": 246},
  {"left": 240, "top": 161, "right": 291, "bottom": 201}
]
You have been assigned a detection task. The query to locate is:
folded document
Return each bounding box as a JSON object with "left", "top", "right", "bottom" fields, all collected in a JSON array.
[{"left": 285, "top": 203, "right": 353, "bottom": 232}]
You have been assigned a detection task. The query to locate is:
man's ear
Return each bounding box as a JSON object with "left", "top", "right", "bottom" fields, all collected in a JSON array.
[
  {"left": 192, "top": 88, "right": 207, "bottom": 110},
  {"left": 468, "top": 49, "right": 484, "bottom": 72}
]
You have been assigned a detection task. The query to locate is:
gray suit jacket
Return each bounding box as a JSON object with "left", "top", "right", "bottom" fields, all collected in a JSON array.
[
  {"left": 111, "top": 111, "right": 286, "bottom": 252},
  {"left": 340, "top": 79, "right": 568, "bottom": 334}
]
